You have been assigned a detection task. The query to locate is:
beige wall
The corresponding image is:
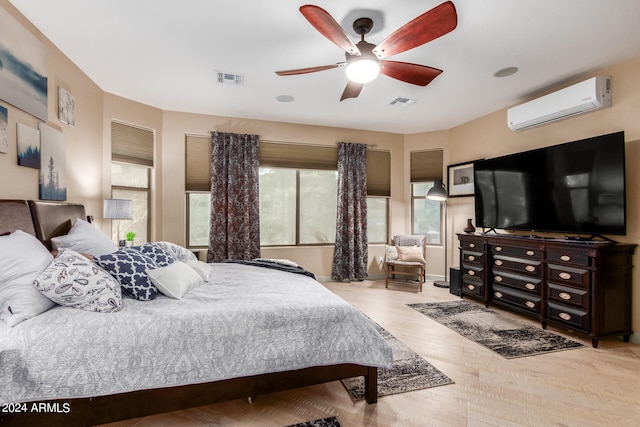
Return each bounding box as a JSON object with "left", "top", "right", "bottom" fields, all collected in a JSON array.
[{"left": 2, "top": 1, "right": 640, "bottom": 339}]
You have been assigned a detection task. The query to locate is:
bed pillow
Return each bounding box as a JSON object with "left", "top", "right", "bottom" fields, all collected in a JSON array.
[
  {"left": 396, "top": 246, "right": 426, "bottom": 264},
  {"left": 137, "top": 242, "right": 176, "bottom": 267},
  {"left": 155, "top": 241, "right": 197, "bottom": 262},
  {"left": 0, "top": 230, "right": 56, "bottom": 327},
  {"left": 184, "top": 259, "right": 212, "bottom": 282},
  {"left": 147, "top": 261, "right": 203, "bottom": 299},
  {"left": 51, "top": 218, "right": 118, "bottom": 257},
  {"left": 34, "top": 248, "right": 122, "bottom": 313},
  {"left": 95, "top": 248, "right": 159, "bottom": 301}
]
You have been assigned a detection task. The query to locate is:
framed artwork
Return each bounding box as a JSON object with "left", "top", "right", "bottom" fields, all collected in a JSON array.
[
  {"left": 58, "top": 86, "right": 75, "bottom": 126},
  {"left": 0, "top": 8, "right": 48, "bottom": 121},
  {"left": 0, "top": 105, "right": 7, "bottom": 154},
  {"left": 447, "top": 160, "right": 480, "bottom": 197},
  {"left": 17, "top": 123, "right": 40, "bottom": 168},
  {"left": 39, "top": 123, "right": 66, "bottom": 201}
]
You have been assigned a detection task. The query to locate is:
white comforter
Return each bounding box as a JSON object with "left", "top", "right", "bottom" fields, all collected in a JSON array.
[{"left": 0, "top": 263, "right": 393, "bottom": 404}]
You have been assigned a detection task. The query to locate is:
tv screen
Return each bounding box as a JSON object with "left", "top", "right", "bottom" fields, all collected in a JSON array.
[{"left": 473, "top": 131, "right": 626, "bottom": 236}]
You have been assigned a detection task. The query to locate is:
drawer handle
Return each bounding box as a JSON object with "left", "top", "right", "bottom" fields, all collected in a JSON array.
[
  {"left": 468, "top": 255, "right": 476, "bottom": 261},
  {"left": 559, "top": 312, "right": 572, "bottom": 321},
  {"left": 525, "top": 301, "right": 536, "bottom": 308},
  {"left": 560, "top": 255, "right": 571, "bottom": 262},
  {"left": 468, "top": 270, "right": 476, "bottom": 276},
  {"left": 525, "top": 265, "right": 536, "bottom": 272},
  {"left": 495, "top": 276, "right": 503, "bottom": 282},
  {"left": 469, "top": 243, "right": 476, "bottom": 248},
  {"left": 526, "top": 250, "right": 535, "bottom": 256},
  {"left": 467, "top": 284, "right": 476, "bottom": 291},
  {"left": 494, "top": 260, "right": 503, "bottom": 266},
  {"left": 525, "top": 283, "right": 536, "bottom": 290},
  {"left": 559, "top": 272, "right": 572, "bottom": 280},
  {"left": 494, "top": 291, "right": 503, "bottom": 298},
  {"left": 495, "top": 246, "right": 502, "bottom": 252},
  {"left": 559, "top": 292, "right": 572, "bottom": 300}
]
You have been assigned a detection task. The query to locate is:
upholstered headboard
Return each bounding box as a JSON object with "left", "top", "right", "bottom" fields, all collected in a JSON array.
[
  {"left": 27, "top": 200, "right": 87, "bottom": 249},
  {"left": 0, "top": 200, "right": 37, "bottom": 237}
]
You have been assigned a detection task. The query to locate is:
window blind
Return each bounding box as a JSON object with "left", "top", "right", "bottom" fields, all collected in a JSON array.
[
  {"left": 185, "top": 135, "right": 211, "bottom": 191},
  {"left": 111, "top": 121, "right": 154, "bottom": 167},
  {"left": 410, "top": 149, "right": 443, "bottom": 182},
  {"left": 367, "top": 149, "right": 390, "bottom": 197}
]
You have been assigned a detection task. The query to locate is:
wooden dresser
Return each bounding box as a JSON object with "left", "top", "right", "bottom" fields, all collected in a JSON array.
[{"left": 457, "top": 233, "right": 636, "bottom": 348}]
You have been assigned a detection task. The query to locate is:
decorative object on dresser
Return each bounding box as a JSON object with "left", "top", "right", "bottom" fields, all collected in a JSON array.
[
  {"left": 426, "top": 178, "right": 449, "bottom": 288},
  {"left": 408, "top": 300, "right": 584, "bottom": 358},
  {"left": 457, "top": 233, "right": 636, "bottom": 347},
  {"left": 463, "top": 218, "right": 476, "bottom": 233},
  {"left": 341, "top": 322, "right": 453, "bottom": 399}
]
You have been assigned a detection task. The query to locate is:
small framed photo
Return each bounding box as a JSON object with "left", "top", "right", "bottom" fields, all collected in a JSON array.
[
  {"left": 58, "top": 86, "right": 75, "bottom": 126},
  {"left": 447, "top": 160, "right": 480, "bottom": 197}
]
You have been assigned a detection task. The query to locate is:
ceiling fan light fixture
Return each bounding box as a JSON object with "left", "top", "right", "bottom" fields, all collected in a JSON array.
[{"left": 345, "top": 58, "right": 380, "bottom": 83}]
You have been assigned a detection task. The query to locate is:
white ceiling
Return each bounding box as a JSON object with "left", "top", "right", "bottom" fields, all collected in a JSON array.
[{"left": 8, "top": 0, "right": 640, "bottom": 134}]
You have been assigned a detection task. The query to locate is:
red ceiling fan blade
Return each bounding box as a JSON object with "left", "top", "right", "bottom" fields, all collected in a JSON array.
[
  {"left": 380, "top": 60, "right": 443, "bottom": 86},
  {"left": 300, "top": 5, "right": 360, "bottom": 56},
  {"left": 373, "top": 1, "right": 457, "bottom": 59},
  {"left": 340, "top": 81, "right": 364, "bottom": 101},
  {"left": 276, "top": 63, "right": 343, "bottom": 76}
]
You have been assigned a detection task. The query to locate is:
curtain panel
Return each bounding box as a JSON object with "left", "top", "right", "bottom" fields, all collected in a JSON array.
[
  {"left": 207, "top": 131, "right": 260, "bottom": 262},
  {"left": 332, "top": 142, "right": 368, "bottom": 281}
]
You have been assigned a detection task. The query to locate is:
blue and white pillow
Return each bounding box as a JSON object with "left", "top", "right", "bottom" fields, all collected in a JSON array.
[
  {"left": 136, "top": 242, "right": 176, "bottom": 267},
  {"left": 95, "top": 248, "right": 158, "bottom": 301},
  {"left": 34, "top": 248, "right": 122, "bottom": 312}
]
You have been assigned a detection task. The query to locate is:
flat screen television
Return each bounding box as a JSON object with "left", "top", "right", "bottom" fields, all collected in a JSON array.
[{"left": 473, "top": 131, "right": 626, "bottom": 236}]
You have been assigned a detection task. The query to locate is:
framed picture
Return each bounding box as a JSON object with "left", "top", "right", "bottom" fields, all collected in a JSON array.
[
  {"left": 447, "top": 160, "right": 480, "bottom": 197},
  {"left": 58, "top": 86, "right": 75, "bottom": 126},
  {"left": 0, "top": 105, "right": 7, "bottom": 154},
  {"left": 39, "top": 123, "right": 66, "bottom": 201}
]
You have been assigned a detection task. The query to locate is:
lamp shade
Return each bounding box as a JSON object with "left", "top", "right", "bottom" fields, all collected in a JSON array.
[
  {"left": 103, "top": 199, "right": 133, "bottom": 220},
  {"left": 426, "top": 179, "right": 447, "bottom": 201}
]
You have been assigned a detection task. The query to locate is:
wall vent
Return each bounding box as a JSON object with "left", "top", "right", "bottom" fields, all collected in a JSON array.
[
  {"left": 215, "top": 71, "right": 244, "bottom": 86},
  {"left": 389, "top": 97, "right": 417, "bottom": 108}
]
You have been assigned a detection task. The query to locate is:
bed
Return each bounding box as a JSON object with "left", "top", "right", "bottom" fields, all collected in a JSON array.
[{"left": 0, "top": 200, "right": 393, "bottom": 427}]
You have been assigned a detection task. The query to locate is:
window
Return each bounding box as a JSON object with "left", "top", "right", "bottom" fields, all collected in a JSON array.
[
  {"left": 187, "top": 193, "right": 211, "bottom": 247},
  {"left": 412, "top": 182, "right": 442, "bottom": 244},
  {"left": 111, "top": 162, "right": 150, "bottom": 243},
  {"left": 110, "top": 121, "right": 154, "bottom": 244},
  {"left": 367, "top": 197, "right": 388, "bottom": 243}
]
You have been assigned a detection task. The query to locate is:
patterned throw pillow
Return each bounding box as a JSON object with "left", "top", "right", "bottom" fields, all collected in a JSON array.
[
  {"left": 34, "top": 248, "right": 122, "bottom": 312},
  {"left": 155, "top": 241, "right": 197, "bottom": 262},
  {"left": 95, "top": 248, "right": 159, "bottom": 301},
  {"left": 397, "top": 246, "right": 426, "bottom": 264},
  {"left": 137, "top": 242, "right": 176, "bottom": 267}
]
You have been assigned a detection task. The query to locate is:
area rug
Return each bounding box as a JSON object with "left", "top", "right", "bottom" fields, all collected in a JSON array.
[
  {"left": 286, "top": 416, "right": 341, "bottom": 427},
  {"left": 341, "top": 323, "right": 453, "bottom": 400},
  {"left": 408, "top": 300, "right": 584, "bottom": 359}
]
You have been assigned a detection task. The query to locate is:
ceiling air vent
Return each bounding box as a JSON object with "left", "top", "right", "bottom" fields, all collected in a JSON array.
[
  {"left": 215, "top": 71, "right": 244, "bottom": 86},
  {"left": 389, "top": 97, "right": 417, "bottom": 108}
]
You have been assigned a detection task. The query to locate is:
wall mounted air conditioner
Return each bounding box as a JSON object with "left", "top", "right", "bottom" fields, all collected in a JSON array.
[{"left": 507, "top": 76, "right": 612, "bottom": 131}]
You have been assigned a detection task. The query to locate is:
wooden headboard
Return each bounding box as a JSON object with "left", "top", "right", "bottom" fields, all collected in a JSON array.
[
  {"left": 28, "top": 200, "right": 87, "bottom": 249},
  {"left": 0, "top": 200, "right": 37, "bottom": 237},
  {"left": 0, "top": 199, "right": 87, "bottom": 249}
]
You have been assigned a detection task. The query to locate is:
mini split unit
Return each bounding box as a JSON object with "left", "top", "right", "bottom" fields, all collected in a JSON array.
[{"left": 507, "top": 76, "right": 612, "bottom": 131}]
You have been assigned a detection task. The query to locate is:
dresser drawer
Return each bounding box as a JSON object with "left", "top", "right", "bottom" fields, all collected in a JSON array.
[
  {"left": 546, "top": 282, "right": 589, "bottom": 310},
  {"left": 461, "top": 238, "right": 484, "bottom": 251},
  {"left": 461, "top": 278, "right": 484, "bottom": 298},
  {"left": 462, "top": 263, "right": 483, "bottom": 280},
  {"left": 492, "top": 284, "right": 541, "bottom": 314},
  {"left": 493, "top": 256, "right": 542, "bottom": 276},
  {"left": 547, "top": 264, "right": 590, "bottom": 288},
  {"left": 491, "top": 245, "right": 542, "bottom": 259},
  {"left": 547, "top": 302, "right": 590, "bottom": 332},
  {"left": 492, "top": 269, "right": 541, "bottom": 294},
  {"left": 547, "top": 250, "right": 591, "bottom": 267},
  {"left": 462, "top": 249, "right": 484, "bottom": 266}
]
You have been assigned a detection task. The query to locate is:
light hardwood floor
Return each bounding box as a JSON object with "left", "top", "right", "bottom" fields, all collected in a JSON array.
[{"left": 100, "top": 279, "right": 640, "bottom": 427}]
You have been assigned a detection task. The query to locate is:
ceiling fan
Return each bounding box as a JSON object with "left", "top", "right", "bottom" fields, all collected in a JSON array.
[{"left": 275, "top": 1, "right": 458, "bottom": 101}]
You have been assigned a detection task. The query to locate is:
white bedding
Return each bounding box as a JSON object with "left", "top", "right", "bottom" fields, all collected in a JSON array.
[{"left": 0, "top": 263, "right": 393, "bottom": 404}]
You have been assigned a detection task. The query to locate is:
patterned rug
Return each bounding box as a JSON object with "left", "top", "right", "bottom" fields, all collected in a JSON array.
[
  {"left": 286, "top": 416, "right": 341, "bottom": 427},
  {"left": 408, "top": 300, "right": 585, "bottom": 359},
  {"left": 341, "top": 323, "right": 453, "bottom": 400}
]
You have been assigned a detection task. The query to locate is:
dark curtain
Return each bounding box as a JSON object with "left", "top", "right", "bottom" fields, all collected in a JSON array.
[
  {"left": 207, "top": 131, "right": 260, "bottom": 262},
  {"left": 332, "top": 142, "right": 368, "bottom": 281}
]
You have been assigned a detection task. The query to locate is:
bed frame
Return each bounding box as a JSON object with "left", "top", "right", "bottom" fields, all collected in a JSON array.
[{"left": 0, "top": 200, "right": 378, "bottom": 427}]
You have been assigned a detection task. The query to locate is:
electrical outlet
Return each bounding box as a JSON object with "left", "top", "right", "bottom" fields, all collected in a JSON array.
[{"left": 376, "top": 256, "right": 384, "bottom": 267}]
